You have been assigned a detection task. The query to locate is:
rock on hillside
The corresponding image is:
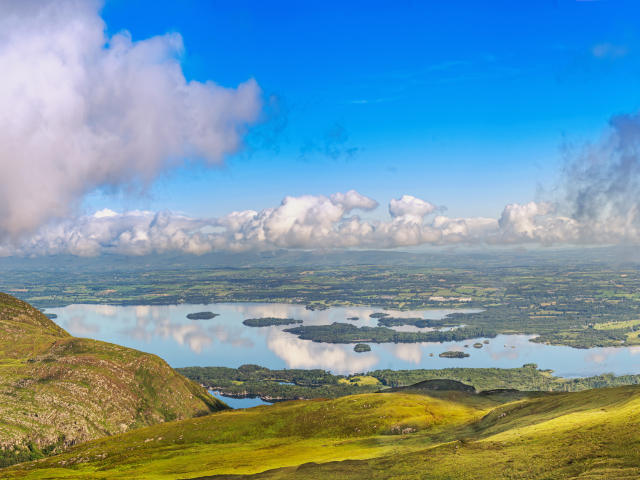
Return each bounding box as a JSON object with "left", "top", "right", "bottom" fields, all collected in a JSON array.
[{"left": 0, "top": 292, "right": 225, "bottom": 463}]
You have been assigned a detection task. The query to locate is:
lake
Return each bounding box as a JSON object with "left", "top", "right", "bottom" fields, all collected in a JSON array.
[
  {"left": 209, "top": 390, "right": 271, "bottom": 408},
  {"left": 46, "top": 303, "right": 640, "bottom": 377}
]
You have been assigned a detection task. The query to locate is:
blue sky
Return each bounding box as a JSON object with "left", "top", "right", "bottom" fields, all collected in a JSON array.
[{"left": 91, "top": 0, "right": 640, "bottom": 220}]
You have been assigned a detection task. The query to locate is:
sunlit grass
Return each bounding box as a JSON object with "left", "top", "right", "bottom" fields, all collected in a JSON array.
[
  {"left": 594, "top": 318, "right": 640, "bottom": 330},
  {"left": 7, "top": 386, "right": 640, "bottom": 479},
  {"left": 4, "top": 392, "right": 489, "bottom": 479}
]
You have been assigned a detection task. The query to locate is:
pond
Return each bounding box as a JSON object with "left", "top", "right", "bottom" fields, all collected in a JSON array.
[{"left": 46, "top": 303, "right": 640, "bottom": 377}]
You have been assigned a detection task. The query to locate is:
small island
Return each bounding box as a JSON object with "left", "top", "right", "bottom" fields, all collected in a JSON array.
[
  {"left": 473, "top": 342, "right": 483, "bottom": 348},
  {"left": 369, "top": 312, "right": 390, "bottom": 319},
  {"left": 45, "top": 313, "right": 58, "bottom": 319},
  {"left": 347, "top": 316, "right": 360, "bottom": 321},
  {"left": 305, "top": 303, "right": 329, "bottom": 311},
  {"left": 243, "top": 318, "right": 303, "bottom": 327},
  {"left": 439, "top": 351, "right": 470, "bottom": 358},
  {"left": 186, "top": 311, "right": 219, "bottom": 320},
  {"left": 354, "top": 343, "right": 371, "bottom": 353}
]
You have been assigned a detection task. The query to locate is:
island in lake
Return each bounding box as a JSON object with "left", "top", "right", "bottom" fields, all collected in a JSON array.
[
  {"left": 243, "top": 317, "right": 303, "bottom": 327},
  {"left": 354, "top": 343, "right": 371, "bottom": 353},
  {"left": 283, "top": 322, "right": 495, "bottom": 344},
  {"left": 439, "top": 351, "right": 470, "bottom": 358},
  {"left": 186, "top": 311, "right": 219, "bottom": 320}
]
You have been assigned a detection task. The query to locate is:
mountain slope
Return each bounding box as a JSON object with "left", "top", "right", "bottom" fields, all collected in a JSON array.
[
  {"left": 2, "top": 390, "right": 496, "bottom": 479},
  {"left": 220, "top": 386, "right": 640, "bottom": 480},
  {"left": 4, "top": 384, "right": 640, "bottom": 479},
  {"left": 0, "top": 292, "right": 226, "bottom": 466}
]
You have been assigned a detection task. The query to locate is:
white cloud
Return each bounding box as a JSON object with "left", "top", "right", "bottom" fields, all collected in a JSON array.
[
  {"left": 497, "top": 202, "right": 579, "bottom": 244},
  {"left": 2, "top": 190, "right": 620, "bottom": 256},
  {"left": 389, "top": 195, "right": 436, "bottom": 219},
  {"left": 330, "top": 190, "right": 379, "bottom": 212},
  {"left": 213, "top": 192, "right": 380, "bottom": 250},
  {"left": 0, "top": 0, "right": 262, "bottom": 239}
]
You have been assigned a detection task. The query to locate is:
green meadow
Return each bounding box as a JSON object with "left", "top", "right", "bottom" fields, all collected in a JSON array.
[{"left": 6, "top": 383, "right": 640, "bottom": 479}]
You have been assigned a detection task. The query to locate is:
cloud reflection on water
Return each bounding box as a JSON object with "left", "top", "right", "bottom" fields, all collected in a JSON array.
[
  {"left": 64, "top": 315, "right": 100, "bottom": 336},
  {"left": 49, "top": 303, "right": 640, "bottom": 376},
  {"left": 266, "top": 330, "right": 379, "bottom": 373},
  {"left": 383, "top": 343, "right": 423, "bottom": 364}
]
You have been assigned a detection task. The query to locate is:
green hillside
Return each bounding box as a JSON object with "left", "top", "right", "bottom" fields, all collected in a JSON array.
[
  {"left": 5, "top": 381, "right": 640, "bottom": 479},
  {"left": 0, "top": 293, "right": 226, "bottom": 467}
]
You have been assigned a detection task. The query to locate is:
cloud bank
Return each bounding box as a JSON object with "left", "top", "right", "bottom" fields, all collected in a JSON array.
[
  {"left": 0, "top": 189, "right": 603, "bottom": 257},
  {"left": 0, "top": 0, "right": 261, "bottom": 239},
  {"left": 4, "top": 152, "right": 640, "bottom": 256}
]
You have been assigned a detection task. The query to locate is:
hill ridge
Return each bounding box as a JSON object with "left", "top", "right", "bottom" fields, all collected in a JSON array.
[{"left": 0, "top": 292, "right": 226, "bottom": 467}]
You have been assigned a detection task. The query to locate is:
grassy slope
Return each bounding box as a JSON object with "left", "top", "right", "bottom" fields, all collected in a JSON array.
[
  {"left": 6, "top": 384, "right": 640, "bottom": 479},
  {"left": 3, "top": 390, "right": 499, "bottom": 479},
  {"left": 0, "top": 292, "right": 225, "bottom": 459},
  {"left": 211, "top": 387, "right": 640, "bottom": 480}
]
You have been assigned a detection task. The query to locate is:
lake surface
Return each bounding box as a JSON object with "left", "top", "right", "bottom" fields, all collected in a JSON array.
[
  {"left": 209, "top": 390, "right": 271, "bottom": 409},
  {"left": 47, "top": 303, "right": 640, "bottom": 377}
]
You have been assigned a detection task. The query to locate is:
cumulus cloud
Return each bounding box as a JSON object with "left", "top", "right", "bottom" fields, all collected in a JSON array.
[
  {"left": 0, "top": 190, "right": 591, "bottom": 256},
  {"left": 0, "top": 0, "right": 262, "bottom": 239},
  {"left": 497, "top": 202, "right": 579, "bottom": 244},
  {"left": 389, "top": 195, "right": 436, "bottom": 219},
  {"left": 330, "top": 191, "right": 379, "bottom": 211},
  {"left": 213, "top": 190, "right": 380, "bottom": 250},
  {"left": 8, "top": 175, "right": 640, "bottom": 256}
]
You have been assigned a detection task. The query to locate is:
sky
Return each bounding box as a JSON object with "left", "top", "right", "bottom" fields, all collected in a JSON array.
[
  {"left": 97, "top": 0, "right": 640, "bottom": 218},
  {"left": 2, "top": 0, "right": 640, "bottom": 256}
]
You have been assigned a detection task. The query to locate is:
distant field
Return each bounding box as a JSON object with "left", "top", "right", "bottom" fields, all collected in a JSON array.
[
  {"left": 594, "top": 318, "right": 640, "bottom": 330},
  {"left": 178, "top": 364, "right": 640, "bottom": 402},
  {"left": 4, "top": 258, "right": 640, "bottom": 348}
]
